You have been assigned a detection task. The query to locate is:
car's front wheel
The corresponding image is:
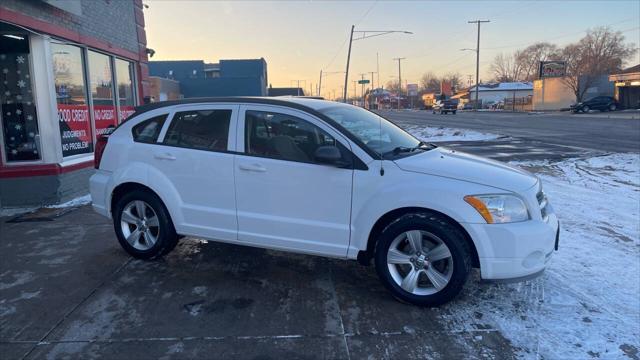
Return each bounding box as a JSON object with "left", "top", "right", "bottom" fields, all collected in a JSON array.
[
  {"left": 582, "top": 105, "right": 590, "bottom": 112},
  {"left": 374, "top": 213, "right": 472, "bottom": 307},
  {"left": 609, "top": 104, "right": 617, "bottom": 111},
  {"left": 113, "top": 190, "right": 178, "bottom": 259}
]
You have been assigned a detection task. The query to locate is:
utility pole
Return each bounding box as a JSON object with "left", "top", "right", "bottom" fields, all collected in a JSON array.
[
  {"left": 291, "top": 79, "right": 306, "bottom": 96},
  {"left": 352, "top": 80, "right": 357, "bottom": 104},
  {"left": 343, "top": 25, "right": 355, "bottom": 102},
  {"left": 359, "top": 73, "right": 368, "bottom": 107},
  {"left": 393, "top": 57, "right": 405, "bottom": 110},
  {"left": 376, "top": 52, "right": 380, "bottom": 90},
  {"left": 370, "top": 71, "right": 376, "bottom": 90},
  {"left": 468, "top": 19, "right": 490, "bottom": 111},
  {"left": 318, "top": 70, "right": 322, "bottom": 97}
]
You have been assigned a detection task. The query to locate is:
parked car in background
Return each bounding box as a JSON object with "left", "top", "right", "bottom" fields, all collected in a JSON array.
[
  {"left": 91, "top": 97, "right": 558, "bottom": 307},
  {"left": 432, "top": 99, "right": 458, "bottom": 114},
  {"left": 460, "top": 103, "right": 474, "bottom": 110},
  {"left": 571, "top": 96, "right": 618, "bottom": 113}
]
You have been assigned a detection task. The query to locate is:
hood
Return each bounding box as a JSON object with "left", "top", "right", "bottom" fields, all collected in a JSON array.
[{"left": 394, "top": 147, "right": 538, "bottom": 192}]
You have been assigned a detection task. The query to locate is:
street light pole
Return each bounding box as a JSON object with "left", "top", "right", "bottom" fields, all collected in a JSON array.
[
  {"left": 318, "top": 70, "right": 322, "bottom": 97},
  {"left": 342, "top": 26, "right": 412, "bottom": 102},
  {"left": 343, "top": 25, "right": 355, "bottom": 102},
  {"left": 393, "top": 57, "right": 405, "bottom": 110},
  {"left": 468, "top": 19, "right": 490, "bottom": 111}
]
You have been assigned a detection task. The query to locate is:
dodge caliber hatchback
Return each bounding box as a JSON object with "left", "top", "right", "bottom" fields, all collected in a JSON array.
[{"left": 91, "top": 97, "right": 559, "bottom": 306}]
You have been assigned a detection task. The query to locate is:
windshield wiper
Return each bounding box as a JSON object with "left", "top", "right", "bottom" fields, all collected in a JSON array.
[{"left": 387, "top": 141, "right": 437, "bottom": 156}]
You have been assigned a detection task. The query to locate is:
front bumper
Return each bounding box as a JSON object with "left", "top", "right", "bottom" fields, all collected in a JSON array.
[{"left": 462, "top": 213, "right": 559, "bottom": 281}]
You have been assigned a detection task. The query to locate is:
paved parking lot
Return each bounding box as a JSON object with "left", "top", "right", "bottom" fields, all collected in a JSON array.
[{"left": 1, "top": 208, "right": 515, "bottom": 359}]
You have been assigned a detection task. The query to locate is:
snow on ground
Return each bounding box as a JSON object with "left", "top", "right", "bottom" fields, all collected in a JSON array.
[
  {"left": 443, "top": 153, "right": 640, "bottom": 359},
  {"left": 45, "top": 194, "right": 92, "bottom": 209},
  {"left": 404, "top": 125, "right": 501, "bottom": 142}
]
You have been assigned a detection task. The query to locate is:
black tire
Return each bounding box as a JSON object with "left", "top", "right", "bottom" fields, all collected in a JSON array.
[
  {"left": 452, "top": 110, "right": 457, "bottom": 115},
  {"left": 609, "top": 104, "right": 617, "bottom": 111},
  {"left": 374, "top": 212, "right": 472, "bottom": 307},
  {"left": 113, "top": 189, "right": 179, "bottom": 259},
  {"left": 582, "top": 105, "right": 590, "bottom": 113}
]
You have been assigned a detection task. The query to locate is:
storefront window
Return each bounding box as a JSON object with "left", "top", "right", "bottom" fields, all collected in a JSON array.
[
  {"left": 0, "top": 31, "right": 41, "bottom": 162},
  {"left": 87, "top": 50, "right": 117, "bottom": 136},
  {"left": 52, "top": 43, "right": 93, "bottom": 157},
  {"left": 115, "top": 58, "right": 136, "bottom": 121}
]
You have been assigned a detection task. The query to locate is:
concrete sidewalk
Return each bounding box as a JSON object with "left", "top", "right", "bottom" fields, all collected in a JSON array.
[{"left": 0, "top": 205, "right": 514, "bottom": 360}]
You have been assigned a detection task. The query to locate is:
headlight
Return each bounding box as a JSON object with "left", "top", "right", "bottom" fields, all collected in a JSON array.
[{"left": 464, "top": 194, "right": 529, "bottom": 224}]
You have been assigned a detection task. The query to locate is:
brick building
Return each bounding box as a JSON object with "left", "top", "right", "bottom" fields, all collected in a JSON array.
[{"left": 0, "top": 0, "right": 149, "bottom": 209}]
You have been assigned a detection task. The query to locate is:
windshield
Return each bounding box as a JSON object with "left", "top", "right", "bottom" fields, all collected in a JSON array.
[{"left": 319, "top": 105, "right": 430, "bottom": 159}]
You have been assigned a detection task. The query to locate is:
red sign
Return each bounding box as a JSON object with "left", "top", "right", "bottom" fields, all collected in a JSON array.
[
  {"left": 119, "top": 106, "right": 135, "bottom": 122},
  {"left": 93, "top": 104, "right": 118, "bottom": 136},
  {"left": 57, "top": 104, "right": 93, "bottom": 157}
]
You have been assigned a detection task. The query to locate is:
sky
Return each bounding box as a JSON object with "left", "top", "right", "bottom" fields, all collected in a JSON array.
[{"left": 145, "top": 0, "right": 640, "bottom": 99}]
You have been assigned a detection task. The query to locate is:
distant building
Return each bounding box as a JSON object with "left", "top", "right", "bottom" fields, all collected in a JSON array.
[
  {"left": 533, "top": 74, "right": 614, "bottom": 111},
  {"left": 149, "top": 59, "right": 268, "bottom": 97},
  {"left": 469, "top": 82, "right": 533, "bottom": 107},
  {"left": 149, "top": 76, "right": 181, "bottom": 102},
  {"left": 532, "top": 78, "right": 575, "bottom": 111},
  {"left": 609, "top": 65, "right": 640, "bottom": 109},
  {"left": 268, "top": 87, "right": 305, "bottom": 97}
]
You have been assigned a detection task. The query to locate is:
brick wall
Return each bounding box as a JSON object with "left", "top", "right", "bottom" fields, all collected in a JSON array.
[{"left": 1, "top": 0, "right": 139, "bottom": 53}]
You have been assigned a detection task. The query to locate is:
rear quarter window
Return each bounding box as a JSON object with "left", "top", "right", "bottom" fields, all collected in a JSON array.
[{"left": 132, "top": 114, "right": 168, "bottom": 143}]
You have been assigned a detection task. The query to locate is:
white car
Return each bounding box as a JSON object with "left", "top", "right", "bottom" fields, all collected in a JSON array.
[{"left": 90, "top": 97, "right": 559, "bottom": 306}]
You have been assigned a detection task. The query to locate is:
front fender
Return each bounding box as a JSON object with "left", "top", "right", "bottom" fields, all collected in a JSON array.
[{"left": 348, "top": 167, "right": 497, "bottom": 260}]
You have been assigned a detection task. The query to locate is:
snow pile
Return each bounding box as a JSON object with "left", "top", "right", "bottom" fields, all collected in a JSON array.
[
  {"left": 405, "top": 125, "right": 501, "bottom": 142},
  {"left": 46, "top": 194, "right": 92, "bottom": 209},
  {"left": 444, "top": 153, "right": 640, "bottom": 359}
]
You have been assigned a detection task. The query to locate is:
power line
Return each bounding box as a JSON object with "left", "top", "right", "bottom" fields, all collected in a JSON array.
[
  {"left": 322, "top": 1, "right": 378, "bottom": 70},
  {"left": 482, "top": 17, "right": 639, "bottom": 50}
]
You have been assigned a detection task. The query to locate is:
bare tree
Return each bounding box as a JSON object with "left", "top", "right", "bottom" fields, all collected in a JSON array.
[
  {"left": 443, "top": 72, "right": 463, "bottom": 92},
  {"left": 515, "top": 42, "right": 560, "bottom": 81},
  {"left": 561, "top": 27, "right": 636, "bottom": 102},
  {"left": 419, "top": 72, "right": 440, "bottom": 93},
  {"left": 490, "top": 53, "right": 523, "bottom": 82},
  {"left": 385, "top": 80, "right": 402, "bottom": 94}
]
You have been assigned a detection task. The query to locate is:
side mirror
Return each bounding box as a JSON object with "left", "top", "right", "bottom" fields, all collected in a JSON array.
[{"left": 314, "top": 145, "right": 348, "bottom": 167}]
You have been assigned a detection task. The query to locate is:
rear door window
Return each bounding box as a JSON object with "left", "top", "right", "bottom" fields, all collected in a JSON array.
[
  {"left": 132, "top": 114, "right": 167, "bottom": 143},
  {"left": 163, "top": 110, "right": 232, "bottom": 151}
]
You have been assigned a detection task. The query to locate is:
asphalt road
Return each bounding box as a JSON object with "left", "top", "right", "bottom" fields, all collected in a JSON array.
[{"left": 379, "top": 110, "right": 640, "bottom": 156}]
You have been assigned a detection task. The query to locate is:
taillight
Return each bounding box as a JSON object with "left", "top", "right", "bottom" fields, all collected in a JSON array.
[{"left": 94, "top": 135, "right": 109, "bottom": 169}]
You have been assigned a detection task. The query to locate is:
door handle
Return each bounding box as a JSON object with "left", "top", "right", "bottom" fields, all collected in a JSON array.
[
  {"left": 239, "top": 163, "right": 267, "bottom": 172},
  {"left": 153, "top": 152, "right": 176, "bottom": 160}
]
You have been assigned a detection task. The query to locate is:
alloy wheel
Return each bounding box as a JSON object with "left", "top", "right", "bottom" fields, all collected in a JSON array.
[
  {"left": 386, "top": 230, "right": 454, "bottom": 295},
  {"left": 120, "top": 200, "right": 160, "bottom": 251}
]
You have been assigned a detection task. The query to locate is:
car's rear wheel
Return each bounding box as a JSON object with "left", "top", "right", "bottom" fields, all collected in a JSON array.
[
  {"left": 374, "top": 213, "right": 472, "bottom": 307},
  {"left": 113, "top": 190, "right": 178, "bottom": 259}
]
